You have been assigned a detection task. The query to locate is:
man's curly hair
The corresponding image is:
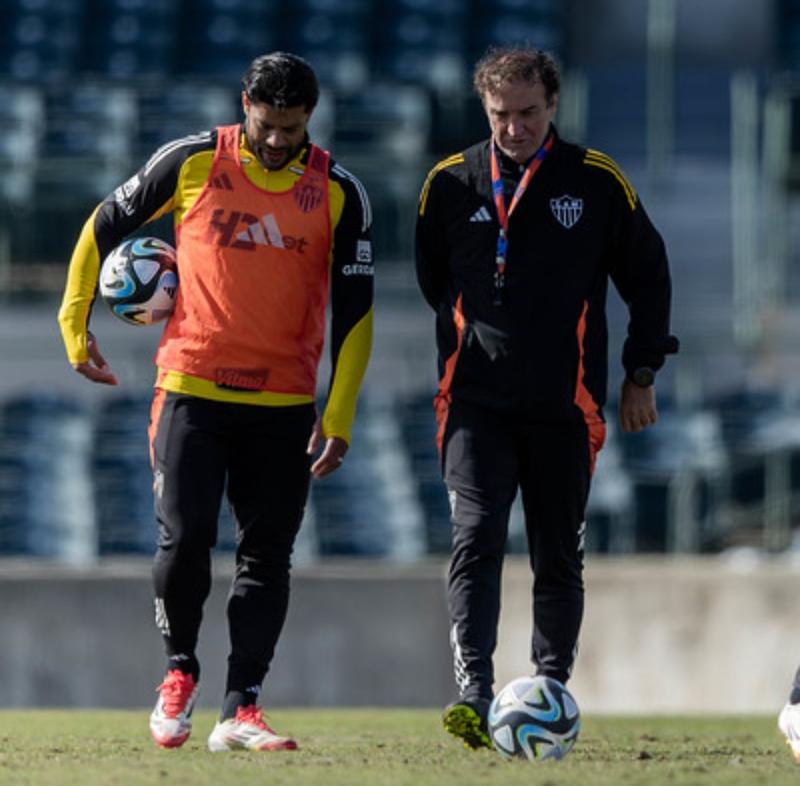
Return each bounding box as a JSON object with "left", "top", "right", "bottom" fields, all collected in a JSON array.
[
  {"left": 242, "top": 52, "right": 319, "bottom": 111},
  {"left": 473, "top": 46, "right": 560, "bottom": 106}
]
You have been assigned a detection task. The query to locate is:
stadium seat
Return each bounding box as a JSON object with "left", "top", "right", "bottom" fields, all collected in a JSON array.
[
  {"left": 618, "top": 407, "right": 727, "bottom": 552},
  {"left": 310, "top": 465, "right": 387, "bottom": 557},
  {"left": 0, "top": 455, "right": 28, "bottom": 555},
  {"left": 311, "top": 397, "right": 421, "bottom": 558},
  {"left": 0, "top": 393, "right": 94, "bottom": 560},
  {"left": 395, "top": 393, "right": 451, "bottom": 554},
  {"left": 0, "top": 0, "right": 85, "bottom": 82},
  {"left": 173, "top": 0, "right": 280, "bottom": 80},
  {"left": 79, "top": 0, "right": 179, "bottom": 79},
  {"left": 371, "top": 0, "right": 469, "bottom": 91},
  {"left": 329, "top": 82, "right": 429, "bottom": 262},
  {"left": 710, "top": 389, "right": 800, "bottom": 550},
  {"left": 585, "top": 421, "right": 635, "bottom": 554},
  {"left": 92, "top": 392, "right": 295, "bottom": 556},
  {"left": 284, "top": 0, "right": 372, "bottom": 93},
  {"left": 468, "top": 0, "right": 567, "bottom": 62},
  {"left": 134, "top": 83, "right": 238, "bottom": 158},
  {"left": 0, "top": 83, "right": 43, "bottom": 203},
  {"left": 92, "top": 393, "right": 156, "bottom": 555},
  {"left": 333, "top": 83, "right": 430, "bottom": 157},
  {"left": 34, "top": 81, "right": 137, "bottom": 203},
  {"left": 712, "top": 389, "right": 784, "bottom": 505}
]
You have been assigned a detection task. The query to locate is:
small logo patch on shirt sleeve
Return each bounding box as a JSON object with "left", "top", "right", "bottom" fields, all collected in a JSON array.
[{"left": 356, "top": 239, "right": 372, "bottom": 263}]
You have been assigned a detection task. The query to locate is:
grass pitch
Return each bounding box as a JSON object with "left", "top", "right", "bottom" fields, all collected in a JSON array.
[{"left": 0, "top": 709, "right": 795, "bottom": 786}]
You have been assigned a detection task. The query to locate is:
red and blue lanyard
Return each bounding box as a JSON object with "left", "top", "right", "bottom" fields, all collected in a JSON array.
[{"left": 489, "top": 132, "right": 554, "bottom": 304}]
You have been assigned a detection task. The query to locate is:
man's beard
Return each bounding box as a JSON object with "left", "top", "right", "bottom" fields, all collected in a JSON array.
[{"left": 246, "top": 130, "right": 303, "bottom": 171}]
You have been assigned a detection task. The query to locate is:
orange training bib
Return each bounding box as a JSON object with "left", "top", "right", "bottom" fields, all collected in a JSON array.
[{"left": 155, "top": 125, "right": 331, "bottom": 394}]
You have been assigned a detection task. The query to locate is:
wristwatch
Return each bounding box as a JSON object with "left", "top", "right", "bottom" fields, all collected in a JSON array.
[{"left": 630, "top": 366, "right": 655, "bottom": 388}]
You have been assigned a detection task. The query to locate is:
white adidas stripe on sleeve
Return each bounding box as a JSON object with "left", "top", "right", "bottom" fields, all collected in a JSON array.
[
  {"left": 143, "top": 132, "right": 214, "bottom": 177},
  {"left": 332, "top": 163, "right": 372, "bottom": 233}
]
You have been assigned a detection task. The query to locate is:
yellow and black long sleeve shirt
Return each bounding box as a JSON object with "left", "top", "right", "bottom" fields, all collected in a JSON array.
[{"left": 58, "top": 129, "right": 374, "bottom": 443}]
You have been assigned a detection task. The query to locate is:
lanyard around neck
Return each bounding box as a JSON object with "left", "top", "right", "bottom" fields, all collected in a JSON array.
[{"left": 489, "top": 132, "right": 553, "bottom": 304}]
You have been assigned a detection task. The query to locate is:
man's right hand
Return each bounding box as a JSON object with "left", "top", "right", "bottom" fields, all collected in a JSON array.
[
  {"left": 619, "top": 378, "right": 656, "bottom": 433},
  {"left": 72, "top": 331, "right": 118, "bottom": 385}
]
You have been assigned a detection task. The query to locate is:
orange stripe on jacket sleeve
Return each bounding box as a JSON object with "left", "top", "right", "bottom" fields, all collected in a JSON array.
[
  {"left": 574, "top": 300, "right": 606, "bottom": 474},
  {"left": 148, "top": 388, "right": 167, "bottom": 469},
  {"left": 434, "top": 293, "right": 465, "bottom": 457}
]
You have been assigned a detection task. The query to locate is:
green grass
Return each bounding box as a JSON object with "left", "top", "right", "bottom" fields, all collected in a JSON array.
[{"left": 0, "top": 709, "right": 795, "bottom": 786}]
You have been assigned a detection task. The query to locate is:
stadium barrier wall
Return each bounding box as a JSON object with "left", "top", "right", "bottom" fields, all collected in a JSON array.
[{"left": 0, "top": 556, "right": 797, "bottom": 712}]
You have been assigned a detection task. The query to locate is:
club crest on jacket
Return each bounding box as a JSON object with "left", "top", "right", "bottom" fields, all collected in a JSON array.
[{"left": 550, "top": 195, "right": 583, "bottom": 229}]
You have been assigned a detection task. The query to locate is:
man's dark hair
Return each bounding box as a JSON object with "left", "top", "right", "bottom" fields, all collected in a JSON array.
[
  {"left": 473, "top": 46, "right": 560, "bottom": 105},
  {"left": 242, "top": 52, "right": 319, "bottom": 111}
]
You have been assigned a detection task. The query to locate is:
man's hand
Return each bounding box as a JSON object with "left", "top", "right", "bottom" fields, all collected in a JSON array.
[
  {"left": 307, "top": 415, "right": 348, "bottom": 478},
  {"left": 72, "top": 331, "right": 118, "bottom": 385},
  {"left": 619, "top": 378, "right": 657, "bottom": 433}
]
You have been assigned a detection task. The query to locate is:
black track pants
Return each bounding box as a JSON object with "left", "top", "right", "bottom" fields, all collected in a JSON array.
[
  {"left": 442, "top": 399, "right": 592, "bottom": 698},
  {"left": 149, "top": 392, "right": 314, "bottom": 693}
]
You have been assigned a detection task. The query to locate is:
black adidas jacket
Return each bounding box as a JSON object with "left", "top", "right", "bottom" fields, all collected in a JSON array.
[{"left": 415, "top": 126, "right": 679, "bottom": 421}]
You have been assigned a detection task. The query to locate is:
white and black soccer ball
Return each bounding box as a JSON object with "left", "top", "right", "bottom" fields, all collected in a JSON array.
[
  {"left": 488, "top": 675, "right": 580, "bottom": 761},
  {"left": 99, "top": 237, "right": 178, "bottom": 326}
]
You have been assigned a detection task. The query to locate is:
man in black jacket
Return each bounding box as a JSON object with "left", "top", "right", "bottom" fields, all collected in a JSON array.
[{"left": 415, "top": 46, "right": 678, "bottom": 749}]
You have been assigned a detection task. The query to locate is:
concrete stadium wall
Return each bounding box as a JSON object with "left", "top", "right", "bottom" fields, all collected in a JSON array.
[
  {"left": 500, "top": 556, "right": 800, "bottom": 714},
  {"left": 0, "top": 559, "right": 453, "bottom": 710},
  {"left": 0, "top": 556, "right": 798, "bottom": 713}
]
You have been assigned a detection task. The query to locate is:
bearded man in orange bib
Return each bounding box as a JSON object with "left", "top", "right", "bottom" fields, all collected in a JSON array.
[{"left": 57, "top": 53, "right": 373, "bottom": 752}]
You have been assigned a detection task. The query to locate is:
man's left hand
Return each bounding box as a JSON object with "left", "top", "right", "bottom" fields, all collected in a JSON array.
[
  {"left": 307, "top": 416, "right": 349, "bottom": 478},
  {"left": 619, "top": 378, "right": 658, "bottom": 433}
]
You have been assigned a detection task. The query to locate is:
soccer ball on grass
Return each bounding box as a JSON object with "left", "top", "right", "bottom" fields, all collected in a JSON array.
[
  {"left": 488, "top": 675, "right": 580, "bottom": 761},
  {"left": 99, "top": 237, "right": 178, "bottom": 326}
]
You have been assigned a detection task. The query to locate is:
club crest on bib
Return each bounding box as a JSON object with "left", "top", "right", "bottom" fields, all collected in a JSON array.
[
  {"left": 550, "top": 195, "right": 583, "bottom": 229},
  {"left": 295, "top": 183, "right": 324, "bottom": 213}
]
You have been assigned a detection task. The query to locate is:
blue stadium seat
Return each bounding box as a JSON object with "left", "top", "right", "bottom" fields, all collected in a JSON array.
[
  {"left": 80, "top": 0, "right": 179, "bottom": 79},
  {"left": 92, "top": 393, "right": 272, "bottom": 555},
  {"left": 468, "top": 0, "right": 567, "bottom": 61},
  {"left": 395, "top": 393, "right": 451, "bottom": 554},
  {"left": 618, "top": 407, "right": 726, "bottom": 552},
  {"left": 0, "top": 455, "right": 28, "bottom": 554},
  {"left": 585, "top": 422, "right": 635, "bottom": 554},
  {"left": 371, "top": 0, "right": 468, "bottom": 90},
  {"left": 0, "top": 393, "right": 94, "bottom": 559},
  {"left": 0, "top": 84, "right": 43, "bottom": 203},
  {"left": 92, "top": 393, "right": 156, "bottom": 555},
  {"left": 310, "top": 402, "right": 394, "bottom": 557},
  {"left": 173, "top": 0, "right": 280, "bottom": 81},
  {"left": 332, "top": 83, "right": 430, "bottom": 157},
  {"left": 134, "top": 83, "right": 238, "bottom": 157},
  {"left": 710, "top": 392, "right": 800, "bottom": 547},
  {"left": 711, "top": 390, "right": 783, "bottom": 506},
  {"left": 307, "top": 395, "right": 429, "bottom": 559},
  {"left": 284, "top": 0, "right": 371, "bottom": 93},
  {"left": 0, "top": 0, "right": 85, "bottom": 82},
  {"left": 326, "top": 81, "right": 429, "bottom": 260},
  {"left": 36, "top": 82, "right": 137, "bottom": 200}
]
